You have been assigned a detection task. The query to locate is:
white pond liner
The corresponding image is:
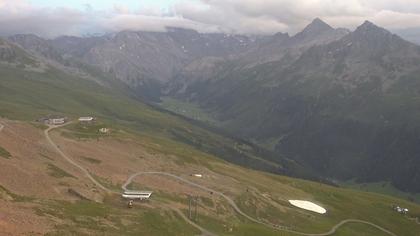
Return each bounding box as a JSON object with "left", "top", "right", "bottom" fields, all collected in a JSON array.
[{"left": 289, "top": 200, "right": 327, "bottom": 214}]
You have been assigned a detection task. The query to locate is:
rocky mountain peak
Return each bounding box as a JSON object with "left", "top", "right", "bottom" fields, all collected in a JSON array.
[
  {"left": 348, "top": 20, "right": 410, "bottom": 50},
  {"left": 273, "top": 32, "right": 290, "bottom": 40},
  {"left": 353, "top": 20, "right": 392, "bottom": 37},
  {"left": 291, "top": 18, "right": 338, "bottom": 44},
  {"left": 300, "top": 18, "right": 333, "bottom": 35}
]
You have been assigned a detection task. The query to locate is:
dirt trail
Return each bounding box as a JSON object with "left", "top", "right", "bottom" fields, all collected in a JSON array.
[
  {"left": 169, "top": 206, "right": 217, "bottom": 236},
  {"left": 124, "top": 172, "right": 398, "bottom": 236},
  {"left": 123, "top": 172, "right": 264, "bottom": 225},
  {"left": 45, "top": 123, "right": 213, "bottom": 235},
  {"left": 45, "top": 123, "right": 116, "bottom": 194},
  {"left": 311, "top": 219, "right": 397, "bottom": 236}
]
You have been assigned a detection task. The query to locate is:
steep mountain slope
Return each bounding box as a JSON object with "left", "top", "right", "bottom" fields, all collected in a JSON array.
[
  {"left": 167, "top": 21, "right": 420, "bottom": 194},
  {"left": 238, "top": 18, "right": 349, "bottom": 66},
  {"left": 8, "top": 34, "right": 65, "bottom": 62},
  {"left": 166, "top": 18, "right": 349, "bottom": 98},
  {"left": 9, "top": 28, "right": 258, "bottom": 101},
  {"left": 0, "top": 37, "right": 315, "bottom": 181},
  {"left": 10, "top": 22, "right": 346, "bottom": 102}
]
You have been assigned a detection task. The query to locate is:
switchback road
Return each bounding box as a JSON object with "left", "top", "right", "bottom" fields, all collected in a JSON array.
[
  {"left": 123, "top": 172, "right": 397, "bottom": 236},
  {"left": 46, "top": 122, "right": 398, "bottom": 236}
]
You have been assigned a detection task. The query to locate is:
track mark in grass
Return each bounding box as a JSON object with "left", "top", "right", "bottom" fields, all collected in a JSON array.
[
  {"left": 30, "top": 122, "right": 48, "bottom": 130},
  {"left": 47, "top": 163, "right": 76, "bottom": 179},
  {"left": 80, "top": 156, "right": 102, "bottom": 164},
  {"left": 39, "top": 153, "right": 53, "bottom": 160},
  {"left": 90, "top": 173, "right": 120, "bottom": 192},
  {"left": 0, "top": 146, "right": 11, "bottom": 159},
  {"left": 0, "top": 185, "right": 33, "bottom": 202}
]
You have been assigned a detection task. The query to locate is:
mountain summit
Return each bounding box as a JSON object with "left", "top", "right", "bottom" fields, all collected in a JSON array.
[
  {"left": 354, "top": 20, "right": 393, "bottom": 36},
  {"left": 290, "top": 18, "right": 347, "bottom": 46},
  {"left": 294, "top": 18, "right": 334, "bottom": 39},
  {"left": 305, "top": 18, "right": 333, "bottom": 32},
  {"left": 345, "top": 20, "right": 414, "bottom": 54}
]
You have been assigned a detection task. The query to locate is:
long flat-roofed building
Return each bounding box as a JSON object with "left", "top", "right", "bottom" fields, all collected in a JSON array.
[
  {"left": 37, "top": 115, "right": 67, "bottom": 125},
  {"left": 78, "top": 116, "right": 94, "bottom": 122},
  {"left": 122, "top": 190, "right": 153, "bottom": 200},
  {"left": 48, "top": 118, "right": 66, "bottom": 125}
]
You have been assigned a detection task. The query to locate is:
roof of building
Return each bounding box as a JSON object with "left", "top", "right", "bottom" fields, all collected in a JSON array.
[
  {"left": 78, "top": 117, "right": 94, "bottom": 121},
  {"left": 123, "top": 190, "right": 153, "bottom": 195}
]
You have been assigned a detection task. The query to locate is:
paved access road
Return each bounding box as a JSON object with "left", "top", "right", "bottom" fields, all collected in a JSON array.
[{"left": 46, "top": 123, "right": 398, "bottom": 236}]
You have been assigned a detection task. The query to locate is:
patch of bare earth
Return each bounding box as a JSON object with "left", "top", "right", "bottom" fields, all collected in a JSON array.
[
  {"left": 0, "top": 120, "right": 97, "bottom": 199},
  {"left": 0, "top": 200, "right": 52, "bottom": 236},
  {"left": 0, "top": 119, "right": 102, "bottom": 235}
]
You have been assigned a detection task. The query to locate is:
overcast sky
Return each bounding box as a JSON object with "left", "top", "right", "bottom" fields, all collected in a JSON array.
[{"left": 1, "top": 0, "right": 420, "bottom": 42}]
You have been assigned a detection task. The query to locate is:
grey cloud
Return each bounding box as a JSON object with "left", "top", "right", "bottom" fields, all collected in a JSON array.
[
  {"left": 100, "top": 14, "right": 220, "bottom": 34},
  {"left": 0, "top": 5, "right": 94, "bottom": 37},
  {"left": 173, "top": 0, "right": 420, "bottom": 34},
  {"left": 1, "top": 0, "right": 420, "bottom": 39}
]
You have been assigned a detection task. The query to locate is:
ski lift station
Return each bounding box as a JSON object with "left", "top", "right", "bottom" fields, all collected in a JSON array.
[{"left": 122, "top": 190, "right": 153, "bottom": 200}]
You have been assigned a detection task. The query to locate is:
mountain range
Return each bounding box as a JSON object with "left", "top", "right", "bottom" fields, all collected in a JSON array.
[{"left": 4, "top": 18, "right": 420, "bottom": 195}]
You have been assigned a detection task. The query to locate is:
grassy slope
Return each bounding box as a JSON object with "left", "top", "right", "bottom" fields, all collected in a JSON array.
[
  {"left": 37, "top": 198, "right": 200, "bottom": 236},
  {"left": 50, "top": 122, "right": 420, "bottom": 236},
  {"left": 342, "top": 181, "right": 420, "bottom": 204},
  {"left": 0, "top": 63, "right": 313, "bottom": 181},
  {"left": 159, "top": 96, "right": 217, "bottom": 124},
  {"left": 0, "top": 145, "right": 11, "bottom": 159},
  {"left": 210, "top": 163, "right": 420, "bottom": 236},
  {"left": 1, "top": 60, "right": 420, "bottom": 235},
  {"left": 161, "top": 85, "right": 420, "bottom": 203},
  {"left": 332, "top": 222, "right": 391, "bottom": 236}
]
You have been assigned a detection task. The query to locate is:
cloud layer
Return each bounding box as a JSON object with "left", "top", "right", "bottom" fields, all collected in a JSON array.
[{"left": 1, "top": 0, "right": 420, "bottom": 38}]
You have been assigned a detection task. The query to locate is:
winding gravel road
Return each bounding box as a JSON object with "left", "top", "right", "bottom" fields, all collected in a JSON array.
[
  {"left": 45, "top": 123, "right": 214, "bottom": 234},
  {"left": 122, "top": 172, "right": 265, "bottom": 226},
  {"left": 123, "top": 172, "right": 398, "bottom": 236},
  {"left": 169, "top": 206, "right": 217, "bottom": 236},
  {"left": 46, "top": 123, "right": 397, "bottom": 236},
  {"left": 0, "top": 122, "right": 4, "bottom": 132}
]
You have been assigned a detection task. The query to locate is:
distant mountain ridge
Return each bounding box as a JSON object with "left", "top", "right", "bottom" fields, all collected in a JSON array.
[{"left": 8, "top": 28, "right": 260, "bottom": 100}]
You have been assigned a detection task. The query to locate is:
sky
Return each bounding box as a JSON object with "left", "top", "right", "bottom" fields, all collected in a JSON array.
[
  {"left": 1, "top": 0, "right": 420, "bottom": 41},
  {"left": 29, "top": 0, "right": 176, "bottom": 11}
]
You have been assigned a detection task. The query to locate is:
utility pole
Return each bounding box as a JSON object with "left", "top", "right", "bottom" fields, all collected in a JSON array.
[
  {"left": 194, "top": 196, "right": 198, "bottom": 222},
  {"left": 188, "top": 195, "right": 199, "bottom": 222},
  {"left": 188, "top": 195, "right": 192, "bottom": 219}
]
